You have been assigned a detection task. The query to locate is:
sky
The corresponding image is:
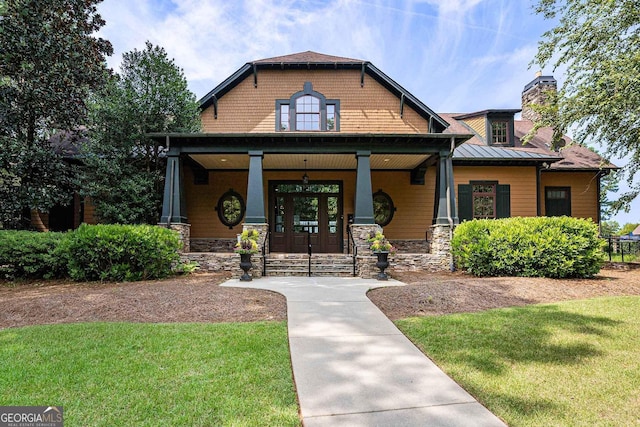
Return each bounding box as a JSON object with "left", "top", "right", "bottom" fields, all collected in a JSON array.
[{"left": 96, "top": 0, "right": 639, "bottom": 227}]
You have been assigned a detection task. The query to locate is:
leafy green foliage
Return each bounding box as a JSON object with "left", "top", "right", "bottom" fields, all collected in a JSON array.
[
  {"left": 452, "top": 217, "right": 604, "bottom": 278},
  {"left": 530, "top": 0, "right": 640, "bottom": 211},
  {"left": 82, "top": 42, "right": 200, "bottom": 224},
  {"left": 618, "top": 222, "right": 639, "bottom": 236},
  {"left": 600, "top": 220, "right": 620, "bottom": 237},
  {"left": 0, "top": 0, "right": 112, "bottom": 227},
  {"left": 63, "top": 224, "right": 181, "bottom": 281},
  {"left": 0, "top": 230, "right": 68, "bottom": 280}
]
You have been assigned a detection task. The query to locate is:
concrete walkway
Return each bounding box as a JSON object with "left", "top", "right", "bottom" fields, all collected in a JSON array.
[{"left": 223, "top": 276, "right": 507, "bottom": 427}]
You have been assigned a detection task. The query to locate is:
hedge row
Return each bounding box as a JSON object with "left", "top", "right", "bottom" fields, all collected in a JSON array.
[
  {"left": 451, "top": 216, "right": 604, "bottom": 278},
  {"left": 1, "top": 224, "right": 181, "bottom": 281}
]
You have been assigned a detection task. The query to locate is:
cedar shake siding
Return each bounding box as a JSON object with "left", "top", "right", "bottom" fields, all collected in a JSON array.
[{"left": 201, "top": 70, "right": 429, "bottom": 134}]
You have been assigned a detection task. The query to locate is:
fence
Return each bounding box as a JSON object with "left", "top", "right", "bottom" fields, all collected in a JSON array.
[{"left": 602, "top": 236, "right": 640, "bottom": 263}]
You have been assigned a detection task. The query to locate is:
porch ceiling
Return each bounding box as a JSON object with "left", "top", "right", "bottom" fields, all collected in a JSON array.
[{"left": 189, "top": 153, "right": 434, "bottom": 170}]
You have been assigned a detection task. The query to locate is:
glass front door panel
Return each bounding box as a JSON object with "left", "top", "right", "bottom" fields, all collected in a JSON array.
[
  {"left": 327, "top": 196, "right": 338, "bottom": 234},
  {"left": 293, "top": 197, "right": 318, "bottom": 234},
  {"left": 275, "top": 196, "right": 285, "bottom": 232}
]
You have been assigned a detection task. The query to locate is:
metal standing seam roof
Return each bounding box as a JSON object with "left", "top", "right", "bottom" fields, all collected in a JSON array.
[{"left": 453, "top": 143, "right": 561, "bottom": 161}]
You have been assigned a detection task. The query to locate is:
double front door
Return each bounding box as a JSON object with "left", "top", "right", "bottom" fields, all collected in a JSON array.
[{"left": 270, "top": 182, "right": 342, "bottom": 253}]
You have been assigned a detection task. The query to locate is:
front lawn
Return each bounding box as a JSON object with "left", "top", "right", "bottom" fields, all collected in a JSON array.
[
  {"left": 0, "top": 322, "right": 299, "bottom": 426},
  {"left": 397, "top": 296, "right": 640, "bottom": 426}
]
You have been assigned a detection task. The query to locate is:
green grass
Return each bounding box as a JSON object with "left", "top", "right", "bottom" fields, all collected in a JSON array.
[
  {"left": 0, "top": 322, "right": 299, "bottom": 426},
  {"left": 397, "top": 296, "right": 640, "bottom": 427}
]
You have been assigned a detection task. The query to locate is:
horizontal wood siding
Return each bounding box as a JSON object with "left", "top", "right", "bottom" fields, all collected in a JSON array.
[
  {"left": 540, "top": 171, "right": 599, "bottom": 221},
  {"left": 184, "top": 167, "right": 248, "bottom": 238},
  {"left": 201, "top": 69, "right": 429, "bottom": 134},
  {"left": 184, "top": 168, "right": 438, "bottom": 241},
  {"left": 454, "top": 166, "right": 538, "bottom": 217},
  {"left": 372, "top": 169, "right": 436, "bottom": 239}
]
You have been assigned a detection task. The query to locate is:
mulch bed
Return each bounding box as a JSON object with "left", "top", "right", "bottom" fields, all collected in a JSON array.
[{"left": 1, "top": 268, "right": 639, "bottom": 329}]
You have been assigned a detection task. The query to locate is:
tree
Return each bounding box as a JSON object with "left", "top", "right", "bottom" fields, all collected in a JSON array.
[
  {"left": 599, "top": 220, "right": 620, "bottom": 237},
  {"left": 83, "top": 42, "right": 200, "bottom": 224},
  {"left": 531, "top": 0, "right": 640, "bottom": 212},
  {"left": 618, "top": 223, "right": 639, "bottom": 236},
  {"left": 0, "top": 0, "right": 112, "bottom": 228}
]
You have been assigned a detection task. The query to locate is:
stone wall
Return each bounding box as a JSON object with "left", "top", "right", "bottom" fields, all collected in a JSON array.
[
  {"left": 163, "top": 223, "right": 191, "bottom": 252},
  {"left": 190, "top": 238, "right": 236, "bottom": 253},
  {"left": 392, "top": 239, "right": 431, "bottom": 253},
  {"left": 181, "top": 252, "right": 263, "bottom": 279}
]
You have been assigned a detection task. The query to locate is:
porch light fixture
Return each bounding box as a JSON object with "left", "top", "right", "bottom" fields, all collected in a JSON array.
[{"left": 302, "top": 159, "right": 309, "bottom": 185}]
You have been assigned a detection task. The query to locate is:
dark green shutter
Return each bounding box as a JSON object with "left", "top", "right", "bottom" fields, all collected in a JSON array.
[
  {"left": 458, "top": 184, "right": 472, "bottom": 221},
  {"left": 496, "top": 184, "right": 511, "bottom": 218}
]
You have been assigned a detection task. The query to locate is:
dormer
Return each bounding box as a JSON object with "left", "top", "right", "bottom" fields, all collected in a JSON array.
[{"left": 453, "top": 109, "right": 521, "bottom": 147}]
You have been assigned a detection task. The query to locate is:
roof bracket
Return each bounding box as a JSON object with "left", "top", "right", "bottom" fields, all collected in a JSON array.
[
  {"left": 212, "top": 95, "right": 218, "bottom": 119},
  {"left": 428, "top": 116, "right": 433, "bottom": 133},
  {"left": 400, "top": 93, "right": 405, "bottom": 118},
  {"left": 360, "top": 63, "right": 365, "bottom": 87},
  {"left": 411, "top": 160, "right": 429, "bottom": 185},
  {"left": 253, "top": 63, "right": 258, "bottom": 88}
]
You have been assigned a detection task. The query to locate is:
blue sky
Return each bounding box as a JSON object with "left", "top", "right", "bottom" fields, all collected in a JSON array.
[{"left": 96, "top": 0, "right": 638, "bottom": 226}]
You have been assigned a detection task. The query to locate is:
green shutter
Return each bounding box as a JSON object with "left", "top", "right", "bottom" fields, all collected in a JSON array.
[
  {"left": 496, "top": 184, "right": 511, "bottom": 218},
  {"left": 458, "top": 184, "right": 472, "bottom": 221}
]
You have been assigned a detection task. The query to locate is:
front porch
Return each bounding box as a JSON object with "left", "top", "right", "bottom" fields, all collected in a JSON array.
[{"left": 153, "top": 132, "right": 469, "bottom": 278}]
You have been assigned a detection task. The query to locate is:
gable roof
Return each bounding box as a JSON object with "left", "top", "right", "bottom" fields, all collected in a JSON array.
[
  {"left": 198, "top": 50, "right": 449, "bottom": 132},
  {"left": 252, "top": 51, "right": 363, "bottom": 64}
]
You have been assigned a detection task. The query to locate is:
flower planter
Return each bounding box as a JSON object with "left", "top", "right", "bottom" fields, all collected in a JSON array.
[
  {"left": 374, "top": 251, "right": 389, "bottom": 280},
  {"left": 239, "top": 253, "right": 253, "bottom": 281}
]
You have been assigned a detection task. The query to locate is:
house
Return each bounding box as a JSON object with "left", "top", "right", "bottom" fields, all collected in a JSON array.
[{"left": 150, "top": 51, "right": 614, "bottom": 276}]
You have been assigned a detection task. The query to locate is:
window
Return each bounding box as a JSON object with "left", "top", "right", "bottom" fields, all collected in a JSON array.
[
  {"left": 279, "top": 104, "right": 290, "bottom": 131},
  {"left": 276, "top": 82, "right": 339, "bottom": 131},
  {"left": 295, "top": 95, "right": 320, "bottom": 130},
  {"left": 472, "top": 183, "right": 496, "bottom": 219},
  {"left": 327, "top": 104, "right": 336, "bottom": 131},
  {"left": 491, "top": 121, "right": 508, "bottom": 145},
  {"left": 545, "top": 187, "right": 571, "bottom": 216},
  {"left": 216, "top": 189, "right": 245, "bottom": 229},
  {"left": 373, "top": 190, "right": 395, "bottom": 226},
  {"left": 458, "top": 182, "right": 510, "bottom": 221}
]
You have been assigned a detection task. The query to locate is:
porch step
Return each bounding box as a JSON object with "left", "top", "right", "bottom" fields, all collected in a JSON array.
[{"left": 265, "top": 253, "right": 355, "bottom": 277}]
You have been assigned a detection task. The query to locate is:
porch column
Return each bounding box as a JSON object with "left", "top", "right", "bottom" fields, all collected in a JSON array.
[
  {"left": 353, "top": 151, "right": 375, "bottom": 224},
  {"left": 435, "top": 148, "right": 458, "bottom": 225},
  {"left": 160, "top": 155, "right": 187, "bottom": 224},
  {"left": 245, "top": 151, "right": 266, "bottom": 223}
]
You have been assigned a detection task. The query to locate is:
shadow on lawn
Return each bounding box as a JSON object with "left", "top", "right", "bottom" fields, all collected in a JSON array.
[
  {"left": 398, "top": 304, "right": 622, "bottom": 420},
  {"left": 398, "top": 304, "right": 620, "bottom": 375}
]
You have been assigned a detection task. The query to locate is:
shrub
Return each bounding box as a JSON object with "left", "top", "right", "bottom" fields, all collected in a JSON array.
[
  {"left": 452, "top": 217, "right": 604, "bottom": 278},
  {"left": 0, "top": 230, "right": 68, "bottom": 280},
  {"left": 63, "top": 224, "right": 181, "bottom": 282}
]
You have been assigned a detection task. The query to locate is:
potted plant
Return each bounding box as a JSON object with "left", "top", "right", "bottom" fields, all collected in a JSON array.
[
  {"left": 368, "top": 231, "right": 395, "bottom": 280},
  {"left": 235, "top": 229, "right": 259, "bottom": 281}
]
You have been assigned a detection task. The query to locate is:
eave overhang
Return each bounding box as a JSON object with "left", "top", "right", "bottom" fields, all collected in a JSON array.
[{"left": 150, "top": 132, "right": 472, "bottom": 156}]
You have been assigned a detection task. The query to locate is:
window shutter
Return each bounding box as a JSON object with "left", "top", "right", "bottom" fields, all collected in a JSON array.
[
  {"left": 496, "top": 184, "right": 511, "bottom": 218},
  {"left": 457, "top": 184, "right": 472, "bottom": 221}
]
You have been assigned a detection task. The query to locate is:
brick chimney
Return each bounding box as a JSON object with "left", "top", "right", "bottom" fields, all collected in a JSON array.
[{"left": 521, "top": 72, "right": 557, "bottom": 122}]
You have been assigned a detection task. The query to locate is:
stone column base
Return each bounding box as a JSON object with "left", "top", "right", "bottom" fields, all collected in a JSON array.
[{"left": 160, "top": 223, "right": 191, "bottom": 252}]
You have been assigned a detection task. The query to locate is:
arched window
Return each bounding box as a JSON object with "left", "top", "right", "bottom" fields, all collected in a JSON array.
[{"left": 276, "top": 82, "right": 339, "bottom": 132}]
